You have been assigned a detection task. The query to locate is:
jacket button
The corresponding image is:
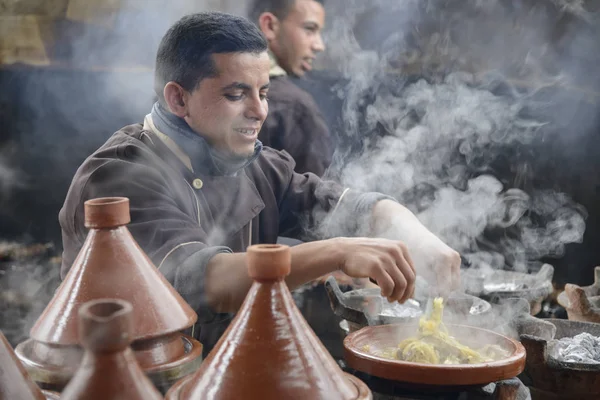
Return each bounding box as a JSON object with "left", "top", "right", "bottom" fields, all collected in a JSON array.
[{"left": 192, "top": 178, "right": 203, "bottom": 189}]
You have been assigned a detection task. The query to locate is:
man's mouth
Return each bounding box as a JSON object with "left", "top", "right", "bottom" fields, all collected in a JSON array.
[
  {"left": 301, "top": 57, "right": 314, "bottom": 71},
  {"left": 235, "top": 128, "right": 259, "bottom": 139}
]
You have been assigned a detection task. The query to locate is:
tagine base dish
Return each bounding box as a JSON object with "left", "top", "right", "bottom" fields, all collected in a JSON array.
[
  {"left": 16, "top": 333, "right": 203, "bottom": 391},
  {"left": 344, "top": 323, "right": 526, "bottom": 387}
]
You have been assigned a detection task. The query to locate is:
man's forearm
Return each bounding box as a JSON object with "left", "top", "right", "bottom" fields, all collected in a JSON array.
[
  {"left": 371, "top": 199, "right": 434, "bottom": 246},
  {"left": 204, "top": 239, "right": 343, "bottom": 313}
]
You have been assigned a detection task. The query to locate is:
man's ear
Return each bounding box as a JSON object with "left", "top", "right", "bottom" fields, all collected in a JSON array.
[
  {"left": 163, "top": 82, "right": 188, "bottom": 118},
  {"left": 258, "top": 12, "right": 279, "bottom": 41}
]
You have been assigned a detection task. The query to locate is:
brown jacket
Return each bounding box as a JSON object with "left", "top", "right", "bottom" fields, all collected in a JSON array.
[
  {"left": 259, "top": 75, "right": 333, "bottom": 176},
  {"left": 59, "top": 123, "right": 386, "bottom": 352}
]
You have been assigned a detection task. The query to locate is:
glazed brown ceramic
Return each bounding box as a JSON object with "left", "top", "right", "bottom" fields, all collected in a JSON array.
[
  {"left": 0, "top": 330, "right": 46, "bottom": 400},
  {"left": 343, "top": 323, "right": 526, "bottom": 387},
  {"left": 557, "top": 266, "right": 600, "bottom": 323},
  {"left": 32, "top": 197, "right": 196, "bottom": 343},
  {"left": 166, "top": 244, "right": 372, "bottom": 400},
  {"left": 16, "top": 197, "right": 203, "bottom": 391},
  {"left": 60, "top": 298, "right": 163, "bottom": 400}
]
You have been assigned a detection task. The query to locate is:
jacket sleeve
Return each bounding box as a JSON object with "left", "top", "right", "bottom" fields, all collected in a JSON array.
[
  {"left": 272, "top": 150, "right": 395, "bottom": 240},
  {"left": 59, "top": 157, "right": 230, "bottom": 323}
]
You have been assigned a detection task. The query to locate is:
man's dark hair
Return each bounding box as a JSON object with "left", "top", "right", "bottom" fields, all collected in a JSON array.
[
  {"left": 154, "top": 12, "right": 268, "bottom": 103},
  {"left": 248, "top": 0, "right": 324, "bottom": 24}
]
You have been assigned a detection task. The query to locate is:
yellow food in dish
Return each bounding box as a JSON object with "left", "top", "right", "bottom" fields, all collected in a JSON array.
[{"left": 377, "top": 298, "right": 508, "bottom": 364}]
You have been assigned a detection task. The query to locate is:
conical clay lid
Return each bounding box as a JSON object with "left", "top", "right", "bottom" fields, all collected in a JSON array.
[
  {"left": 0, "top": 331, "right": 46, "bottom": 400},
  {"left": 168, "top": 244, "right": 371, "bottom": 400},
  {"left": 30, "top": 197, "right": 197, "bottom": 345},
  {"left": 60, "top": 298, "right": 163, "bottom": 400}
]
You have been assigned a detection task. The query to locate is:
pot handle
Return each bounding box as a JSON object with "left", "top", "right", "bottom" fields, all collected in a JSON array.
[
  {"left": 325, "top": 276, "right": 371, "bottom": 326},
  {"left": 564, "top": 283, "right": 599, "bottom": 315},
  {"left": 325, "top": 276, "right": 345, "bottom": 313},
  {"left": 536, "top": 263, "right": 554, "bottom": 282},
  {"left": 519, "top": 334, "right": 548, "bottom": 366}
]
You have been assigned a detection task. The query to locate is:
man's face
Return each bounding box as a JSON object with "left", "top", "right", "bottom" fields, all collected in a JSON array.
[
  {"left": 183, "top": 52, "right": 270, "bottom": 158},
  {"left": 270, "top": 0, "right": 326, "bottom": 77}
]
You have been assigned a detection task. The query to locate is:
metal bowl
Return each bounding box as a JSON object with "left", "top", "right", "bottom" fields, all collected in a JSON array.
[
  {"left": 325, "top": 276, "right": 492, "bottom": 330},
  {"left": 461, "top": 264, "right": 554, "bottom": 315}
]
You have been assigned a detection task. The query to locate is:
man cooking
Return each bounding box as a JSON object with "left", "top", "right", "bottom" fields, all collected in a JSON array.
[
  {"left": 249, "top": 0, "right": 333, "bottom": 176},
  {"left": 58, "top": 12, "right": 460, "bottom": 353}
]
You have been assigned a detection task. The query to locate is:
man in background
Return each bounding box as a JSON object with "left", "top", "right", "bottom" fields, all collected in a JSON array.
[{"left": 249, "top": 0, "right": 333, "bottom": 176}]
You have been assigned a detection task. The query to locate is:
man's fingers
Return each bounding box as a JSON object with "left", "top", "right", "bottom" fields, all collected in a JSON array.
[
  {"left": 369, "top": 266, "right": 394, "bottom": 298},
  {"left": 387, "top": 260, "right": 408, "bottom": 302}
]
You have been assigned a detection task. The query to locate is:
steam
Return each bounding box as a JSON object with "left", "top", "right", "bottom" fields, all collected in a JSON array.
[{"left": 317, "top": 0, "right": 595, "bottom": 276}]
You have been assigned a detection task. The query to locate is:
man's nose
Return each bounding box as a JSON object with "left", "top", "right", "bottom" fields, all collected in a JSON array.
[
  {"left": 313, "top": 34, "right": 325, "bottom": 53},
  {"left": 245, "top": 95, "right": 268, "bottom": 121}
]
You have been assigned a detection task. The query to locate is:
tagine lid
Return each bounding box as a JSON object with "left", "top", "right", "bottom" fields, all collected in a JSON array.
[
  {"left": 170, "top": 244, "right": 371, "bottom": 400},
  {"left": 30, "top": 197, "right": 197, "bottom": 345},
  {"left": 0, "top": 331, "right": 46, "bottom": 400}
]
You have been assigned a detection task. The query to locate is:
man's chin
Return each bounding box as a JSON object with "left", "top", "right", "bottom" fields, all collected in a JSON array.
[
  {"left": 230, "top": 147, "right": 257, "bottom": 161},
  {"left": 292, "top": 69, "right": 306, "bottom": 78}
]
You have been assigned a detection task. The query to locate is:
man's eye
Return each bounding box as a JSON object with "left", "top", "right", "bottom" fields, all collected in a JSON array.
[
  {"left": 260, "top": 94, "right": 269, "bottom": 101},
  {"left": 225, "top": 94, "right": 243, "bottom": 101}
]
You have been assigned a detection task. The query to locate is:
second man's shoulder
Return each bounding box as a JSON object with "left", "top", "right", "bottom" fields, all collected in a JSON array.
[{"left": 267, "top": 76, "right": 319, "bottom": 109}]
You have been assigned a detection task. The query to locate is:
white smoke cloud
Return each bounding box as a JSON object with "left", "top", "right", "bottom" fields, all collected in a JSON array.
[{"left": 315, "top": 0, "right": 595, "bottom": 276}]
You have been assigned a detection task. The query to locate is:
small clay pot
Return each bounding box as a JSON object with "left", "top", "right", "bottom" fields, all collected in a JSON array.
[
  {"left": 0, "top": 330, "right": 47, "bottom": 400},
  {"left": 166, "top": 244, "right": 372, "bottom": 400},
  {"left": 60, "top": 298, "right": 163, "bottom": 400}
]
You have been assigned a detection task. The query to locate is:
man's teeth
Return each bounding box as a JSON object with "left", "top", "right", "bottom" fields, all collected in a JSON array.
[{"left": 237, "top": 129, "right": 255, "bottom": 135}]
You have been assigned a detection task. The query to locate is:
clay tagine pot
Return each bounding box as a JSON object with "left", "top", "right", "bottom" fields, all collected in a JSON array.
[
  {"left": 166, "top": 244, "right": 372, "bottom": 400},
  {"left": 518, "top": 318, "right": 600, "bottom": 400},
  {"left": 557, "top": 266, "right": 600, "bottom": 323},
  {"left": 0, "top": 331, "right": 59, "bottom": 400},
  {"left": 16, "top": 197, "right": 203, "bottom": 392},
  {"left": 60, "top": 298, "right": 163, "bottom": 399}
]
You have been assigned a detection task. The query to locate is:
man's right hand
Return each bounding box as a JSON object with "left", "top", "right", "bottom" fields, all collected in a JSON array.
[{"left": 331, "top": 237, "right": 416, "bottom": 304}]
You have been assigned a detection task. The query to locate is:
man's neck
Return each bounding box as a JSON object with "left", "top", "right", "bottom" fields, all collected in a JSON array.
[
  {"left": 268, "top": 50, "right": 287, "bottom": 77},
  {"left": 148, "top": 102, "right": 262, "bottom": 177}
]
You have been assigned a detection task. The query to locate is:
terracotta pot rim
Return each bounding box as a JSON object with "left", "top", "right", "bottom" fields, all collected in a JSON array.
[
  {"left": 248, "top": 244, "right": 288, "bottom": 252},
  {"left": 344, "top": 373, "right": 373, "bottom": 400},
  {"left": 84, "top": 197, "right": 129, "bottom": 206},
  {"left": 143, "top": 334, "right": 203, "bottom": 375},
  {"left": 79, "top": 298, "right": 132, "bottom": 323},
  {"left": 344, "top": 323, "right": 526, "bottom": 386},
  {"left": 16, "top": 334, "right": 203, "bottom": 386},
  {"left": 163, "top": 373, "right": 191, "bottom": 399}
]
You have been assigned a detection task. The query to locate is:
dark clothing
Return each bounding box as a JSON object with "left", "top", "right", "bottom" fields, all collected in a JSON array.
[
  {"left": 59, "top": 123, "right": 387, "bottom": 352},
  {"left": 259, "top": 75, "right": 334, "bottom": 176}
]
